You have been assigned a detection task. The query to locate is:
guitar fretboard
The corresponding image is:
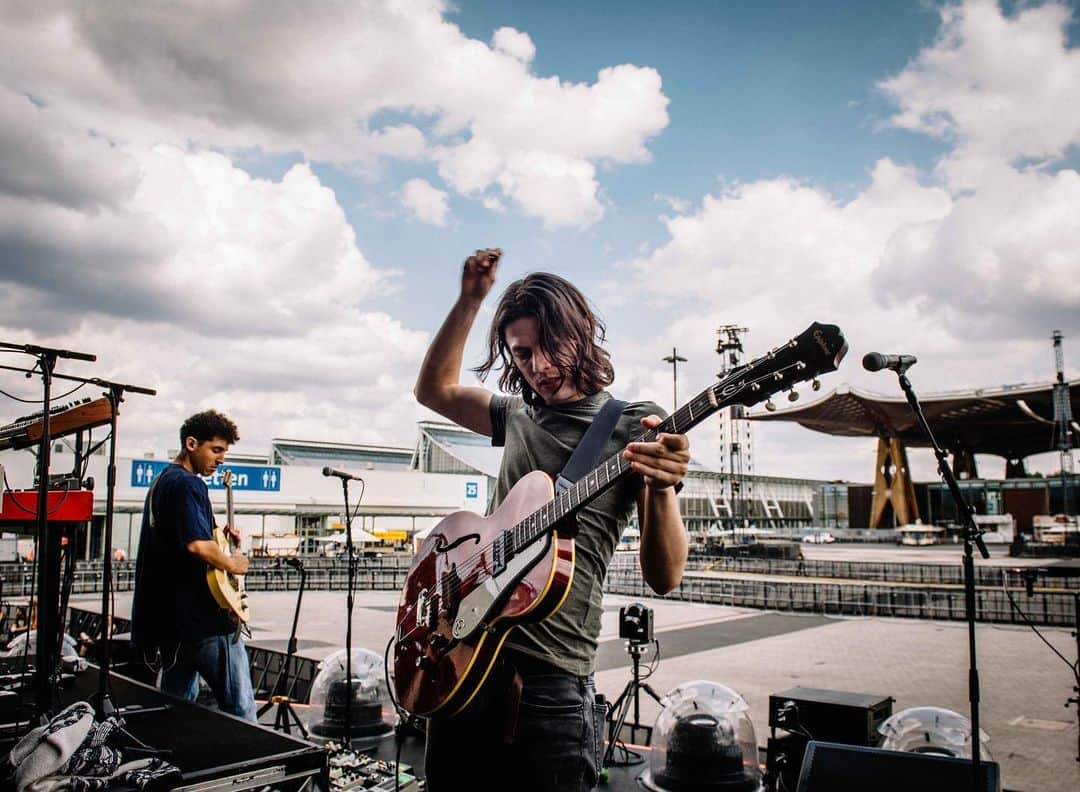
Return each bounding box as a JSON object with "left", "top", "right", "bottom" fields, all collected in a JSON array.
[
  {"left": 502, "top": 322, "right": 841, "bottom": 557},
  {"left": 509, "top": 385, "right": 722, "bottom": 554}
]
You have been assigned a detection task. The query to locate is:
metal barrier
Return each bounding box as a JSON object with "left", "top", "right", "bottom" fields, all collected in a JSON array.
[
  {"left": 0, "top": 557, "right": 413, "bottom": 597},
  {"left": 605, "top": 558, "right": 1077, "bottom": 627},
  {"left": 673, "top": 554, "right": 1080, "bottom": 590},
  {"left": 247, "top": 644, "right": 319, "bottom": 704},
  {"left": 9, "top": 551, "right": 1074, "bottom": 628}
]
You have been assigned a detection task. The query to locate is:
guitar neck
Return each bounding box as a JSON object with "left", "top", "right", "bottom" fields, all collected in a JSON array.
[
  {"left": 225, "top": 484, "right": 237, "bottom": 547},
  {"left": 507, "top": 321, "right": 847, "bottom": 555},
  {"left": 510, "top": 385, "right": 722, "bottom": 553}
]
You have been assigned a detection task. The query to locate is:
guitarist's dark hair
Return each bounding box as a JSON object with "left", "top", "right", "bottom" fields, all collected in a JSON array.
[
  {"left": 474, "top": 272, "right": 614, "bottom": 406},
  {"left": 179, "top": 409, "right": 240, "bottom": 446}
]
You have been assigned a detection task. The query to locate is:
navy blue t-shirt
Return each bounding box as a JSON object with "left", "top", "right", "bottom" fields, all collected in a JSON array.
[{"left": 131, "top": 463, "right": 232, "bottom": 648}]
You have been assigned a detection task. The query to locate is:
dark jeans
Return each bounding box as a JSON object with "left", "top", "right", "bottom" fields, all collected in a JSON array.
[{"left": 425, "top": 656, "right": 606, "bottom": 792}]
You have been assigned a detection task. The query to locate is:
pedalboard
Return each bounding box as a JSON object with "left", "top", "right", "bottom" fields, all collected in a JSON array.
[{"left": 325, "top": 742, "right": 424, "bottom": 792}]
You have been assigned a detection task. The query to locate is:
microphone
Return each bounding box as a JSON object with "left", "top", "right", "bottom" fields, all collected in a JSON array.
[
  {"left": 322, "top": 466, "right": 361, "bottom": 481},
  {"left": 281, "top": 557, "right": 302, "bottom": 569},
  {"left": 862, "top": 352, "right": 917, "bottom": 373}
]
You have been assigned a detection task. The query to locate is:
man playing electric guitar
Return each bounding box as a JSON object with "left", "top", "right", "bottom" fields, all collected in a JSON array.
[
  {"left": 131, "top": 409, "right": 257, "bottom": 721},
  {"left": 414, "top": 249, "right": 690, "bottom": 791}
]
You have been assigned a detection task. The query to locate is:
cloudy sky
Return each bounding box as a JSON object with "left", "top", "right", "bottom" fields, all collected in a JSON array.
[{"left": 1, "top": 0, "right": 1078, "bottom": 484}]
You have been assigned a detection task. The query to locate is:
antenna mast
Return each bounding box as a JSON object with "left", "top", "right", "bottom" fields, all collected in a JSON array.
[
  {"left": 717, "top": 325, "right": 752, "bottom": 537},
  {"left": 1052, "top": 330, "right": 1074, "bottom": 517}
]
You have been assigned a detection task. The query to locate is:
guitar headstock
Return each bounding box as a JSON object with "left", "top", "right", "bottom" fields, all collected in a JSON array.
[
  {"left": 221, "top": 468, "right": 234, "bottom": 490},
  {"left": 713, "top": 322, "right": 847, "bottom": 409}
]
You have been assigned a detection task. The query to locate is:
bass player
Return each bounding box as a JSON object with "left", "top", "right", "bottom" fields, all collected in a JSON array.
[
  {"left": 413, "top": 249, "right": 690, "bottom": 790},
  {"left": 131, "top": 409, "right": 256, "bottom": 721}
]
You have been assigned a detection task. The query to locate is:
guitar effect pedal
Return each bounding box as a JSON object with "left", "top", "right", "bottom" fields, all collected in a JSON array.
[{"left": 325, "top": 742, "right": 423, "bottom": 792}]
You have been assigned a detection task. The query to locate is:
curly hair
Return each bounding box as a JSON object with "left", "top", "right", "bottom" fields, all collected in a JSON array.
[
  {"left": 473, "top": 272, "right": 614, "bottom": 405},
  {"left": 179, "top": 409, "right": 239, "bottom": 446}
]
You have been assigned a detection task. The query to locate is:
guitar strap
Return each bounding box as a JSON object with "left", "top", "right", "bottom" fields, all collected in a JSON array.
[{"left": 554, "top": 397, "right": 627, "bottom": 494}]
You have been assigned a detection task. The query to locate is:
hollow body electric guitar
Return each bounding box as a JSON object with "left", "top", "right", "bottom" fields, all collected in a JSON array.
[
  {"left": 393, "top": 322, "right": 848, "bottom": 717},
  {"left": 206, "top": 469, "right": 250, "bottom": 623}
]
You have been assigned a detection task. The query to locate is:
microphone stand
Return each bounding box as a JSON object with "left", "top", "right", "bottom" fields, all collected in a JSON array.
[
  {"left": 0, "top": 341, "right": 95, "bottom": 721},
  {"left": 335, "top": 475, "right": 361, "bottom": 745},
  {"left": 85, "top": 378, "right": 156, "bottom": 718},
  {"left": 258, "top": 558, "right": 308, "bottom": 736},
  {"left": 896, "top": 366, "right": 989, "bottom": 792}
]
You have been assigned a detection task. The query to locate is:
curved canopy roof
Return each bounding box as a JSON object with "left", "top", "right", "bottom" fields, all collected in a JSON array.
[{"left": 749, "top": 380, "right": 1079, "bottom": 460}]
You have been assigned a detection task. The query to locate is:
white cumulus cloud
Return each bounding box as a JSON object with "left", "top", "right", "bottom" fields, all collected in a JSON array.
[
  {"left": 0, "top": 0, "right": 668, "bottom": 228},
  {"left": 0, "top": 144, "right": 393, "bottom": 337},
  {"left": 879, "top": 0, "right": 1080, "bottom": 190},
  {"left": 492, "top": 27, "right": 536, "bottom": 63},
  {"left": 400, "top": 178, "right": 450, "bottom": 226}
]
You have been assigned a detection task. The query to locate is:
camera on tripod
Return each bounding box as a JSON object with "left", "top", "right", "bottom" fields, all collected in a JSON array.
[{"left": 618, "top": 602, "right": 654, "bottom": 644}]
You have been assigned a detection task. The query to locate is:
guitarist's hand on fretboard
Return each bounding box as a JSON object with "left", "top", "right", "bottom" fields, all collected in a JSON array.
[
  {"left": 623, "top": 414, "right": 690, "bottom": 490},
  {"left": 223, "top": 524, "right": 242, "bottom": 546}
]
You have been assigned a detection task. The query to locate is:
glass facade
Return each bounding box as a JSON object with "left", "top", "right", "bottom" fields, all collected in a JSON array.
[{"left": 927, "top": 475, "right": 1078, "bottom": 528}]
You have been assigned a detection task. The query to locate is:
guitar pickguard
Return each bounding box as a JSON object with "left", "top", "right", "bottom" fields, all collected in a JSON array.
[{"left": 450, "top": 532, "right": 551, "bottom": 639}]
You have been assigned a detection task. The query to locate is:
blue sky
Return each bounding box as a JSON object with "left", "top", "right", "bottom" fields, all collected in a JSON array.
[
  {"left": 326, "top": 2, "right": 952, "bottom": 324},
  {"left": 241, "top": 1, "right": 955, "bottom": 326},
  {"left": 1, "top": 0, "right": 1078, "bottom": 483}
]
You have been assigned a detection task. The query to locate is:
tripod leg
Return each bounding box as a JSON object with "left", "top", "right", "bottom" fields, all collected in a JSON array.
[
  {"left": 287, "top": 702, "right": 309, "bottom": 738},
  {"left": 641, "top": 683, "right": 664, "bottom": 705},
  {"left": 604, "top": 680, "right": 637, "bottom": 766},
  {"left": 607, "top": 683, "right": 631, "bottom": 716}
]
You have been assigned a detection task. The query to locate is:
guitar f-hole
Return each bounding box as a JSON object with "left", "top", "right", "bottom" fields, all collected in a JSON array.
[{"left": 434, "top": 532, "right": 481, "bottom": 553}]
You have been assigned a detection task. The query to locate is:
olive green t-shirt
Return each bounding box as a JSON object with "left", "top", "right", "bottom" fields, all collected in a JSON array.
[{"left": 489, "top": 390, "right": 665, "bottom": 676}]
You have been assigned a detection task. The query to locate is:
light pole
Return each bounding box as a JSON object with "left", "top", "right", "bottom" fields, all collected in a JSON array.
[{"left": 662, "top": 347, "right": 687, "bottom": 412}]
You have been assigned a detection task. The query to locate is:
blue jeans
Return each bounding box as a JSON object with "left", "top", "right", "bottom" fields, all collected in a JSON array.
[
  {"left": 425, "top": 657, "right": 606, "bottom": 792},
  {"left": 160, "top": 633, "right": 257, "bottom": 722}
]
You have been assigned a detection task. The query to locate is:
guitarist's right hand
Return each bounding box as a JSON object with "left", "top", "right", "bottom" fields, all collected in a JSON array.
[
  {"left": 228, "top": 553, "right": 249, "bottom": 576},
  {"left": 461, "top": 248, "right": 501, "bottom": 303}
]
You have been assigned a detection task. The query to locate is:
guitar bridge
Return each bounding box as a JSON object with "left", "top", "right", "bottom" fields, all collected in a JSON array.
[{"left": 417, "top": 588, "right": 432, "bottom": 630}]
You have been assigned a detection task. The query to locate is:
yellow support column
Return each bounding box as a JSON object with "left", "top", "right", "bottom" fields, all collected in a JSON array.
[{"left": 869, "top": 437, "right": 919, "bottom": 528}]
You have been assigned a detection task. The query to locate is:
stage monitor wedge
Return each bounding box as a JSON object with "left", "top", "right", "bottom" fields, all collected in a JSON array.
[{"left": 795, "top": 740, "right": 1001, "bottom": 792}]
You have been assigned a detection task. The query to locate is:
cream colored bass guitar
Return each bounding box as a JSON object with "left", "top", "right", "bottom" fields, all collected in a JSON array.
[{"left": 206, "top": 469, "right": 250, "bottom": 623}]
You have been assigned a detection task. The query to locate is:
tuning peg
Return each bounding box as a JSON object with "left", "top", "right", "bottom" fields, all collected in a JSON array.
[
  {"left": 765, "top": 400, "right": 777, "bottom": 412},
  {"left": 811, "top": 379, "right": 821, "bottom": 391},
  {"left": 787, "top": 390, "right": 799, "bottom": 402}
]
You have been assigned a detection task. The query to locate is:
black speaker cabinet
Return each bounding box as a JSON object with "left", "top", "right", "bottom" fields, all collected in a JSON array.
[
  {"left": 769, "top": 686, "right": 893, "bottom": 747},
  {"left": 795, "top": 740, "right": 1001, "bottom": 792}
]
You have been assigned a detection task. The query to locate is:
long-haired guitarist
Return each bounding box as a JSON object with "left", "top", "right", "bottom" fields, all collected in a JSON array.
[
  {"left": 131, "top": 409, "right": 257, "bottom": 721},
  {"left": 414, "top": 249, "right": 689, "bottom": 791}
]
